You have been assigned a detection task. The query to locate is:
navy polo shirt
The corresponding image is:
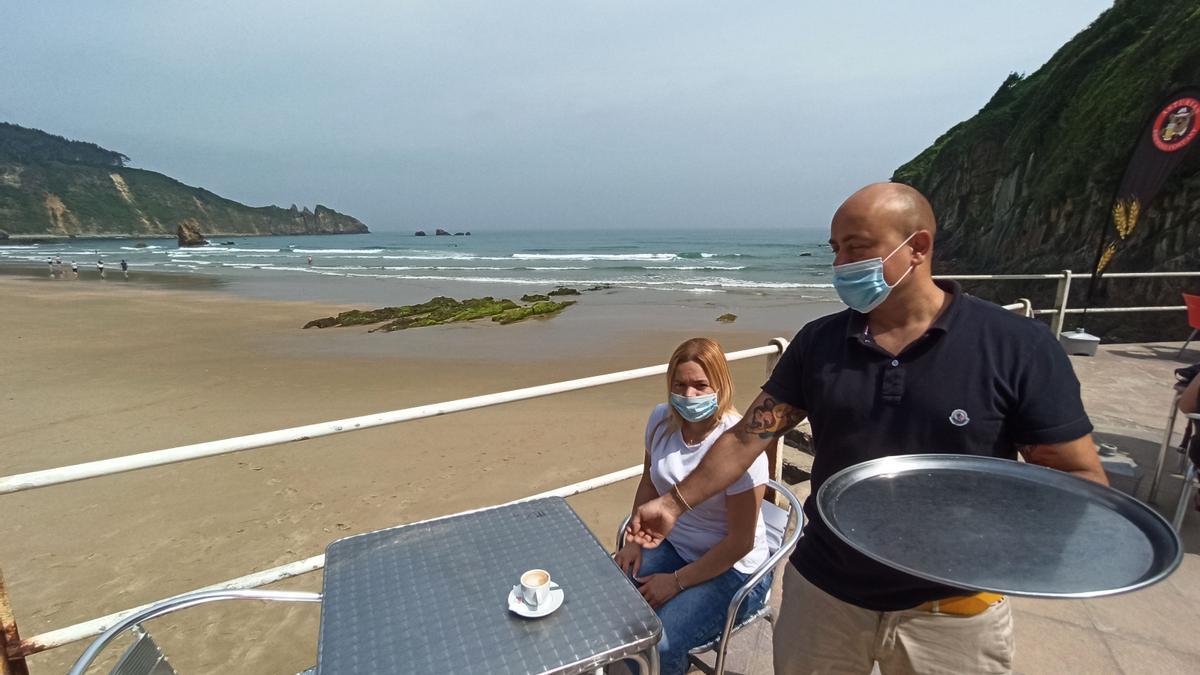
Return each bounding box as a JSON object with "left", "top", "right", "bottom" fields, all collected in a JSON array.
[{"left": 763, "top": 281, "right": 1093, "bottom": 611}]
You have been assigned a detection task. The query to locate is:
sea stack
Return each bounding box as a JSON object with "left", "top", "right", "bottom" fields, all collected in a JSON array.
[{"left": 177, "top": 220, "right": 208, "bottom": 247}]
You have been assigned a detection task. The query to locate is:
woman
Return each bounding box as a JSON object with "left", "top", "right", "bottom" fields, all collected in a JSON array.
[{"left": 614, "top": 337, "right": 771, "bottom": 675}]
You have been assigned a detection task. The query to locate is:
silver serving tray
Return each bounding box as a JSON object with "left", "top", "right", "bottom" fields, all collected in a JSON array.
[{"left": 817, "top": 454, "right": 1182, "bottom": 598}]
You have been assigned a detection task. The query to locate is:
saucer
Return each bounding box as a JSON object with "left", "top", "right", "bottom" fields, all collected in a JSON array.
[{"left": 507, "top": 585, "right": 565, "bottom": 618}]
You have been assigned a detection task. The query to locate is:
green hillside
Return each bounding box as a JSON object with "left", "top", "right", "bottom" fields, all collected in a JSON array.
[{"left": 0, "top": 122, "right": 368, "bottom": 239}]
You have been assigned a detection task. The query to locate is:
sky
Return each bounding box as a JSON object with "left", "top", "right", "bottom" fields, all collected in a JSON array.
[{"left": 2, "top": 1, "right": 1114, "bottom": 231}]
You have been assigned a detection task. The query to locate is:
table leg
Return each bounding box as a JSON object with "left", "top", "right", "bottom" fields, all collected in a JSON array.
[
  {"left": 1150, "top": 394, "right": 1182, "bottom": 504},
  {"left": 626, "top": 647, "right": 660, "bottom": 675}
]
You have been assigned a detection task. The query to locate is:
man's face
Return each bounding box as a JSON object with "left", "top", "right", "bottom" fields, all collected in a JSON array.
[{"left": 829, "top": 216, "right": 915, "bottom": 286}]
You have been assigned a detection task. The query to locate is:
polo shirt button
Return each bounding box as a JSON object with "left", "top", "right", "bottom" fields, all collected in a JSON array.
[{"left": 891, "top": 359, "right": 899, "bottom": 367}]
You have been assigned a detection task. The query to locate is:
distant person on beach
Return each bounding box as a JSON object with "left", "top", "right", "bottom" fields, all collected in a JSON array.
[
  {"left": 71, "top": 261, "right": 79, "bottom": 278},
  {"left": 97, "top": 259, "right": 105, "bottom": 278},
  {"left": 307, "top": 255, "right": 313, "bottom": 266},
  {"left": 628, "top": 183, "right": 1106, "bottom": 674},
  {"left": 47, "top": 258, "right": 54, "bottom": 277},
  {"left": 613, "top": 337, "right": 771, "bottom": 675},
  {"left": 120, "top": 259, "right": 129, "bottom": 278},
  {"left": 53, "top": 255, "right": 62, "bottom": 276}
]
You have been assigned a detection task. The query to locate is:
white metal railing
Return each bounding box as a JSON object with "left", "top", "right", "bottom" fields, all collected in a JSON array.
[
  {"left": 936, "top": 270, "right": 1200, "bottom": 336},
  {"left": 2, "top": 340, "right": 793, "bottom": 663}
]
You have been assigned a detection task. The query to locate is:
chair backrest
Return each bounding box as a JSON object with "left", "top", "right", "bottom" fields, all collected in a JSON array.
[
  {"left": 111, "top": 626, "right": 175, "bottom": 675},
  {"left": 68, "top": 590, "right": 321, "bottom": 675},
  {"left": 1183, "top": 293, "right": 1200, "bottom": 329},
  {"left": 760, "top": 499, "right": 789, "bottom": 555}
]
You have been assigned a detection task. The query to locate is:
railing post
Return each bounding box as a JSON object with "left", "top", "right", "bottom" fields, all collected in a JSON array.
[
  {"left": 1051, "top": 270, "right": 1073, "bottom": 337},
  {"left": 0, "top": 568, "right": 30, "bottom": 675},
  {"left": 765, "top": 337, "right": 790, "bottom": 503}
]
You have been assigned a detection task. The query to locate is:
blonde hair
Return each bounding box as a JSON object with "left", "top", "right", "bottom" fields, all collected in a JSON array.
[{"left": 650, "top": 337, "right": 737, "bottom": 447}]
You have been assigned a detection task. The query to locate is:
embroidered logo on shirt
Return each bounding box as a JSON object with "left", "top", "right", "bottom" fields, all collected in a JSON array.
[{"left": 949, "top": 409, "right": 970, "bottom": 427}]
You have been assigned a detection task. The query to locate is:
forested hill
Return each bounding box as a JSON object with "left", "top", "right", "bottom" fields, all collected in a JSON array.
[
  {"left": 0, "top": 122, "right": 368, "bottom": 239},
  {"left": 891, "top": 0, "right": 1200, "bottom": 339}
]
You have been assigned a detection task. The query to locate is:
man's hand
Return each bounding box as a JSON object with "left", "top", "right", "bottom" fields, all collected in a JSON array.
[
  {"left": 625, "top": 492, "right": 685, "bottom": 548},
  {"left": 635, "top": 573, "right": 682, "bottom": 608},
  {"left": 613, "top": 542, "right": 642, "bottom": 577}
]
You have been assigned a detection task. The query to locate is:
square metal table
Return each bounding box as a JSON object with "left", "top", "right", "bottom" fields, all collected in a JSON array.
[{"left": 317, "top": 497, "right": 662, "bottom": 674}]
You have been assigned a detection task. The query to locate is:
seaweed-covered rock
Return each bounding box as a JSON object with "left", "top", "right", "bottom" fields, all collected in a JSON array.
[
  {"left": 583, "top": 284, "right": 612, "bottom": 291},
  {"left": 548, "top": 287, "right": 581, "bottom": 296},
  {"left": 304, "top": 294, "right": 573, "bottom": 331},
  {"left": 716, "top": 313, "right": 737, "bottom": 323},
  {"left": 493, "top": 300, "right": 575, "bottom": 325},
  {"left": 521, "top": 293, "right": 550, "bottom": 302},
  {"left": 303, "top": 316, "right": 340, "bottom": 329}
]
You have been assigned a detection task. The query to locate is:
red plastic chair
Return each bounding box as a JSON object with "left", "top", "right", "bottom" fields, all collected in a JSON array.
[{"left": 1180, "top": 293, "right": 1200, "bottom": 358}]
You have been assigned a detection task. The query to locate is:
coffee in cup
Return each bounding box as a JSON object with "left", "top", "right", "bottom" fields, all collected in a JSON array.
[{"left": 519, "top": 569, "right": 551, "bottom": 607}]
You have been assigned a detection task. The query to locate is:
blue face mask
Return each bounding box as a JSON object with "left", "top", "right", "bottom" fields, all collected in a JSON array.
[
  {"left": 669, "top": 392, "right": 719, "bottom": 422},
  {"left": 831, "top": 232, "right": 917, "bottom": 313}
]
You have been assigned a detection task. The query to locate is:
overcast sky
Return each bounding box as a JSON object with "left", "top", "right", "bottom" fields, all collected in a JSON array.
[{"left": 3, "top": 1, "right": 1113, "bottom": 231}]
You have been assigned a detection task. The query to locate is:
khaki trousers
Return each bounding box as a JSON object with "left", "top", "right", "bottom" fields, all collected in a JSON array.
[{"left": 773, "top": 563, "right": 1014, "bottom": 675}]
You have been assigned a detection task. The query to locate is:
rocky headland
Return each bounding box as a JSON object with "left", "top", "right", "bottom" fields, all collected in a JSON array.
[
  {"left": 0, "top": 122, "right": 369, "bottom": 239},
  {"left": 892, "top": 0, "right": 1200, "bottom": 340}
]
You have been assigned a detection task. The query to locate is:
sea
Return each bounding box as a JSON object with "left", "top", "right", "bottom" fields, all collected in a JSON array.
[{"left": 0, "top": 228, "right": 841, "bottom": 308}]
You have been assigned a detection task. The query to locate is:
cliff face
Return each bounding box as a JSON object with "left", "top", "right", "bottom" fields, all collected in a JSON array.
[
  {"left": 0, "top": 122, "right": 369, "bottom": 238},
  {"left": 892, "top": 0, "right": 1200, "bottom": 339}
]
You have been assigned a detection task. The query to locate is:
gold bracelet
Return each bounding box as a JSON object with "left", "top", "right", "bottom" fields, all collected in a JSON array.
[{"left": 671, "top": 483, "right": 694, "bottom": 512}]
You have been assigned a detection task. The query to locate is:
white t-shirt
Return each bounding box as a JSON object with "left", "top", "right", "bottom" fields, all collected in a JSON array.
[{"left": 644, "top": 403, "right": 769, "bottom": 574}]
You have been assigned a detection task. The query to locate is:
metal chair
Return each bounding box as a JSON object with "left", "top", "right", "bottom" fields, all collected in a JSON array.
[
  {"left": 615, "top": 478, "right": 804, "bottom": 675},
  {"left": 1178, "top": 293, "right": 1200, "bottom": 358},
  {"left": 67, "top": 589, "right": 321, "bottom": 675}
]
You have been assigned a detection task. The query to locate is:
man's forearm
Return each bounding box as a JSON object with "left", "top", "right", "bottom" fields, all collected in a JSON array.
[{"left": 674, "top": 427, "right": 768, "bottom": 510}]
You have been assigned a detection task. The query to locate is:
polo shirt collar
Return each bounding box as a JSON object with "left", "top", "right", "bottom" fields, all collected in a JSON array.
[{"left": 845, "top": 280, "right": 965, "bottom": 341}]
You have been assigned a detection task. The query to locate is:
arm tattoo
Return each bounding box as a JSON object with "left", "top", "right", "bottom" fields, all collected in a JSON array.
[{"left": 744, "top": 396, "right": 806, "bottom": 439}]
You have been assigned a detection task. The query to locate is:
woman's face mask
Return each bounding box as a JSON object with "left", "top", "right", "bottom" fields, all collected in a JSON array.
[
  {"left": 669, "top": 392, "right": 719, "bottom": 422},
  {"left": 831, "top": 231, "right": 917, "bottom": 313}
]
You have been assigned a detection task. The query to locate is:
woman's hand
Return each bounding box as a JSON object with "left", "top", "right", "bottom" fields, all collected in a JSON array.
[
  {"left": 614, "top": 543, "right": 642, "bottom": 578},
  {"left": 635, "top": 573, "right": 683, "bottom": 608}
]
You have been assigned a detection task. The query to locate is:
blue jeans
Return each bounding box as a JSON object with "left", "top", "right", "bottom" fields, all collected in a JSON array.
[{"left": 626, "top": 540, "right": 772, "bottom": 675}]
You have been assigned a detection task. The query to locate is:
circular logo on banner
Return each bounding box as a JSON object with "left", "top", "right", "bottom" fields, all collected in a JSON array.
[
  {"left": 1152, "top": 97, "right": 1199, "bottom": 152},
  {"left": 949, "top": 409, "right": 970, "bottom": 427}
]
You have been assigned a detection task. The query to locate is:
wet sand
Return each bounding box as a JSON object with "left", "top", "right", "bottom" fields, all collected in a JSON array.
[{"left": 0, "top": 274, "right": 830, "bottom": 673}]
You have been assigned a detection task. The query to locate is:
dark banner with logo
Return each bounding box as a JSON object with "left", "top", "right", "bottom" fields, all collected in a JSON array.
[{"left": 1093, "top": 88, "right": 1200, "bottom": 276}]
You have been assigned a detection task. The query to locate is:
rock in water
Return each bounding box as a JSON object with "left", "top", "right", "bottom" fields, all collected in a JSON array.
[
  {"left": 414, "top": 230, "right": 426, "bottom": 236},
  {"left": 716, "top": 313, "right": 737, "bottom": 323},
  {"left": 0, "top": 229, "right": 8, "bottom": 240},
  {"left": 435, "top": 228, "right": 451, "bottom": 236},
  {"left": 177, "top": 220, "right": 208, "bottom": 247}
]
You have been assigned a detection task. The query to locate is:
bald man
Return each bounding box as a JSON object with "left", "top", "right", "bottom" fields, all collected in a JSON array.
[{"left": 628, "top": 183, "right": 1105, "bottom": 674}]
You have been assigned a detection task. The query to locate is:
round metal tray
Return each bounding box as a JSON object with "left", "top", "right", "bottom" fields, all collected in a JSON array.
[{"left": 817, "top": 454, "right": 1182, "bottom": 598}]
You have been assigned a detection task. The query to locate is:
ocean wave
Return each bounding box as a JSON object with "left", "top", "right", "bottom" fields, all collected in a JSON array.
[
  {"left": 643, "top": 265, "right": 746, "bottom": 271},
  {"left": 304, "top": 271, "right": 834, "bottom": 290},
  {"left": 292, "top": 248, "right": 384, "bottom": 254},
  {"left": 120, "top": 245, "right": 162, "bottom": 250},
  {"left": 193, "top": 247, "right": 282, "bottom": 253},
  {"left": 512, "top": 253, "right": 677, "bottom": 261}
]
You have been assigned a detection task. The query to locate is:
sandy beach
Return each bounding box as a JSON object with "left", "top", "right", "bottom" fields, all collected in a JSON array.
[{"left": 0, "top": 272, "right": 828, "bottom": 673}]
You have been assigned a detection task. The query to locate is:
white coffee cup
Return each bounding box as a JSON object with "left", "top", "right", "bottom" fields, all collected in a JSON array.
[{"left": 519, "top": 568, "right": 551, "bottom": 607}]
